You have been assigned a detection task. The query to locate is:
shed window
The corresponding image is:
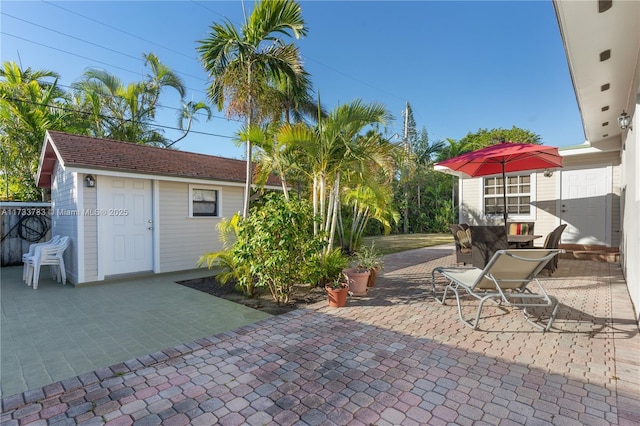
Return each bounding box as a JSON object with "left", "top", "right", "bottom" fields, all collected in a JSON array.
[
  {"left": 484, "top": 175, "right": 531, "bottom": 216},
  {"left": 190, "top": 187, "right": 218, "bottom": 217}
]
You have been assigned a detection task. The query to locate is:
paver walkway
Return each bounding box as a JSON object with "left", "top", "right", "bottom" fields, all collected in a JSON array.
[
  {"left": 2, "top": 245, "right": 639, "bottom": 425},
  {"left": 0, "top": 267, "right": 270, "bottom": 397}
]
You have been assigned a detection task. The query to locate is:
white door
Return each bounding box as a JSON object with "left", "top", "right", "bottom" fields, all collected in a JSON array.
[
  {"left": 560, "top": 167, "right": 609, "bottom": 245},
  {"left": 99, "top": 177, "right": 153, "bottom": 276}
]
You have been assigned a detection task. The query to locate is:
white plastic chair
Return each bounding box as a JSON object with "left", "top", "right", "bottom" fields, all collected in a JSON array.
[
  {"left": 22, "top": 235, "right": 61, "bottom": 282},
  {"left": 25, "top": 236, "right": 70, "bottom": 289}
]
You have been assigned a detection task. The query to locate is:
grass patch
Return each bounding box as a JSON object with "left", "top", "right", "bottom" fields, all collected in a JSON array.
[{"left": 362, "top": 233, "right": 453, "bottom": 255}]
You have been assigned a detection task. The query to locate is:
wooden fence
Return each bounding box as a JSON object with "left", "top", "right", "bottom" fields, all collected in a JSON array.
[{"left": 0, "top": 202, "right": 52, "bottom": 266}]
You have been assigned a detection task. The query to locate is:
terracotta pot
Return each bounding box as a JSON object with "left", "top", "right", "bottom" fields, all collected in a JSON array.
[
  {"left": 326, "top": 285, "right": 348, "bottom": 307},
  {"left": 343, "top": 268, "right": 370, "bottom": 296},
  {"left": 367, "top": 268, "right": 378, "bottom": 287}
]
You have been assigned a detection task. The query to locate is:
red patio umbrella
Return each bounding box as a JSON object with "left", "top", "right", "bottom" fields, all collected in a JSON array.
[{"left": 434, "top": 141, "right": 563, "bottom": 227}]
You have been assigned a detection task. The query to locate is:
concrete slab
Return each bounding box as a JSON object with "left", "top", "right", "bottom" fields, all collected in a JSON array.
[{"left": 0, "top": 266, "right": 270, "bottom": 397}]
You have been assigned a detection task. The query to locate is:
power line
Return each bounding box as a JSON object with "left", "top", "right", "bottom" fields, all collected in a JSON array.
[
  {"left": 5, "top": 96, "right": 236, "bottom": 141},
  {"left": 42, "top": 0, "right": 197, "bottom": 62},
  {"left": 53, "top": 81, "right": 244, "bottom": 125},
  {"left": 1, "top": 12, "right": 209, "bottom": 86},
  {"left": 1, "top": 31, "right": 210, "bottom": 98},
  {"left": 4, "top": 1, "right": 443, "bottom": 141}
]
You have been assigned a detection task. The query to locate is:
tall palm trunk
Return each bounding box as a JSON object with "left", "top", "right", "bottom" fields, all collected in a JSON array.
[
  {"left": 243, "top": 65, "right": 253, "bottom": 218},
  {"left": 326, "top": 172, "right": 341, "bottom": 255}
]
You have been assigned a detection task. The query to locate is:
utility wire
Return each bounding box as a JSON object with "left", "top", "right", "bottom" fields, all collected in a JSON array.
[
  {"left": 5, "top": 1, "right": 443, "bottom": 140},
  {"left": 53, "top": 81, "right": 244, "bottom": 125},
  {"left": 42, "top": 0, "right": 197, "bottom": 62},
  {"left": 6, "top": 96, "right": 235, "bottom": 140},
  {"left": 1, "top": 12, "right": 209, "bottom": 86}
]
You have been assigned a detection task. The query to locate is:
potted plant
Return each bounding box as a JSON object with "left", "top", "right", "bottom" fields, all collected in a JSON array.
[
  {"left": 342, "top": 265, "right": 370, "bottom": 296},
  {"left": 325, "top": 274, "right": 349, "bottom": 308},
  {"left": 354, "top": 243, "right": 384, "bottom": 287}
]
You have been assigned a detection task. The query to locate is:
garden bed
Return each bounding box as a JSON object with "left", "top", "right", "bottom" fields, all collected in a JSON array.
[{"left": 176, "top": 276, "right": 327, "bottom": 315}]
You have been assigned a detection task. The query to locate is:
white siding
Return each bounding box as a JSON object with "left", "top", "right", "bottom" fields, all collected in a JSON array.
[
  {"left": 50, "top": 164, "right": 79, "bottom": 283},
  {"left": 459, "top": 151, "right": 622, "bottom": 248},
  {"left": 620, "top": 97, "right": 639, "bottom": 323},
  {"left": 82, "top": 178, "right": 99, "bottom": 282},
  {"left": 158, "top": 181, "right": 243, "bottom": 273},
  {"left": 459, "top": 178, "right": 478, "bottom": 224},
  {"left": 533, "top": 170, "right": 560, "bottom": 239}
]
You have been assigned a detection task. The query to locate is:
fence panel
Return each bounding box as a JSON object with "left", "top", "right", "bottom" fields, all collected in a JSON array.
[{"left": 1, "top": 202, "right": 52, "bottom": 266}]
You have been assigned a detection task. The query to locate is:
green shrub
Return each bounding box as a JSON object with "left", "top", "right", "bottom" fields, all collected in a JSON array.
[
  {"left": 233, "top": 193, "right": 325, "bottom": 304},
  {"left": 198, "top": 213, "right": 256, "bottom": 297}
]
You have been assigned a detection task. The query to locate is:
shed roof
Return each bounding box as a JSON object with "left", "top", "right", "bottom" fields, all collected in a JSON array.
[{"left": 37, "top": 131, "right": 280, "bottom": 188}]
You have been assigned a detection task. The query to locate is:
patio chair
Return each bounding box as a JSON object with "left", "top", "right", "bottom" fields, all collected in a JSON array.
[
  {"left": 25, "top": 236, "right": 70, "bottom": 289},
  {"left": 431, "top": 249, "right": 564, "bottom": 331},
  {"left": 22, "top": 235, "right": 61, "bottom": 282},
  {"left": 450, "top": 224, "right": 472, "bottom": 265},
  {"left": 542, "top": 224, "right": 567, "bottom": 275},
  {"left": 470, "top": 225, "right": 508, "bottom": 269}
]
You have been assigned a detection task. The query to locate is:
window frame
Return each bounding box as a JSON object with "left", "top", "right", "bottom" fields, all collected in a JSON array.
[
  {"left": 482, "top": 172, "right": 536, "bottom": 220},
  {"left": 188, "top": 184, "right": 221, "bottom": 218}
]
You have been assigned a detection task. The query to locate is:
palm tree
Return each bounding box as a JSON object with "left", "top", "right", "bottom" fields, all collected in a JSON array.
[
  {"left": 168, "top": 101, "right": 213, "bottom": 147},
  {"left": 197, "top": 0, "right": 307, "bottom": 217},
  {"left": 290, "top": 100, "right": 393, "bottom": 254},
  {"left": 71, "top": 53, "right": 186, "bottom": 146},
  {"left": 0, "top": 61, "right": 70, "bottom": 199}
]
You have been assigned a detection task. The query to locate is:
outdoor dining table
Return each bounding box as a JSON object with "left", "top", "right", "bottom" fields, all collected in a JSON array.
[{"left": 507, "top": 234, "right": 543, "bottom": 249}]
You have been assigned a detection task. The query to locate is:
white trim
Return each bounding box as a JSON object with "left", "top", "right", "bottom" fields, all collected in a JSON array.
[
  {"left": 152, "top": 180, "right": 160, "bottom": 273},
  {"left": 96, "top": 175, "right": 104, "bottom": 281},
  {"left": 76, "top": 173, "right": 85, "bottom": 283},
  {"left": 188, "top": 184, "right": 222, "bottom": 218},
  {"left": 64, "top": 166, "right": 282, "bottom": 191},
  {"left": 481, "top": 172, "right": 537, "bottom": 221}
]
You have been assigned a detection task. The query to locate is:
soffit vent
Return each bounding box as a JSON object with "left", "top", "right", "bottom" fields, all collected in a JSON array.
[
  {"left": 601, "top": 83, "right": 610, "bottom": 91},
  {"left": 599, "top": 49, "right": 611, "bottom": 61}
]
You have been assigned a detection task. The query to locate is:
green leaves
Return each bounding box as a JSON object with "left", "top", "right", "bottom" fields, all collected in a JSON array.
[{"left": 230, "top": 193, "right": 325, "bottom": 304}]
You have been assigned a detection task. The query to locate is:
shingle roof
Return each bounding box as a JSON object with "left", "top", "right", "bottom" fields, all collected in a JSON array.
[{"left": 37, "top": 131, "right": 280, "bottom": 188}]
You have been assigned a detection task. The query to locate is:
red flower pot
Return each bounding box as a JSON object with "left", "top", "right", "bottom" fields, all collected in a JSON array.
[
  {"left": 343, "top": 268, "right": 370, "bottom": 296},
  {"left": 326, "top": 284, "right": 348, "bottom": 307}
]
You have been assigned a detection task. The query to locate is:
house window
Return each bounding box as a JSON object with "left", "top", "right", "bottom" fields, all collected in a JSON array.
[
  {"left": 484, "top": 175, "right": 531, "bottom": 216},
  {"left": 190, "top": 186, "right": 219, "bottom": 217}
]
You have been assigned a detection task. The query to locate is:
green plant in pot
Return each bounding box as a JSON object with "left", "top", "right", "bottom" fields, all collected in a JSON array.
[
  {"left": 326, "top": 272, "right": 349, "bottom": 308},
  {"left": 354, "top": 242, "right": 384, "bottom": 287},
  {"left": 342, "top": 255, "right": 371, "bottom": 296}
]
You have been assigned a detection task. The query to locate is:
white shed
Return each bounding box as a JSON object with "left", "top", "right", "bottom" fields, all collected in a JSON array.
[{"left": 36, "top": 130, "right": 279, "bottom": 285}]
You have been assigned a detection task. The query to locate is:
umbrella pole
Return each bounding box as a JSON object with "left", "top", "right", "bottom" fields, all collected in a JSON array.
[{"left": 502, "top": 165, "right": 508, "bottom": 232}]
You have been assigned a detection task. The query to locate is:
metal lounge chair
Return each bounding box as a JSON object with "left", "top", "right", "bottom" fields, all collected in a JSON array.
[{"left": 431, "top": 249, "right": 564, "bottom": 331}]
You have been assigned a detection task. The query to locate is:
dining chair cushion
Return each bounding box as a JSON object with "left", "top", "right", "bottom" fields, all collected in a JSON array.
[
  {"left": 509, "top": 223, "right": 531, "bottom": 235},
  {"left": 457, "top": 229, "right": 472, "bottom": 248}
]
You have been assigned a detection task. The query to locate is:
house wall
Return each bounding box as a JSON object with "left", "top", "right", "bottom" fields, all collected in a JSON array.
[
  {"left": 50, "top": 163, "right": 79, "bottom": 283},
  {"left": 157, "top": 180, "right": 243, "bottom": 273},
  {"left": 620, "top": 97, "right": 639, "bottom": 323},
  {"left": 459, "top": 149, "right": 621, "bottom": 248},
  {"left": 81, "top": 176, "right": 99, "bottom": 282},
  {"left": 561, "top": 151, "right": 621, "bottom": 247}
]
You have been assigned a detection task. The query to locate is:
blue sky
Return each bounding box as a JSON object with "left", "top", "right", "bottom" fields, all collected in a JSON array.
[{"left": 1, "top": 0, "right": 585, "bottom": 159}]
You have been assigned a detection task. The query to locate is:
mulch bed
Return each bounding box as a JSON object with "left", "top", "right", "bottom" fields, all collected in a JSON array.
[{"left": 176, "top": 275, "right": 328, "bottom": 315}]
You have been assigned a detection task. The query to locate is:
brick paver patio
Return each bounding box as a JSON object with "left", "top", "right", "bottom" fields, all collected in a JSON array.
[{"left": 1, "top": 246, "right": 638, "bottom": 425}]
